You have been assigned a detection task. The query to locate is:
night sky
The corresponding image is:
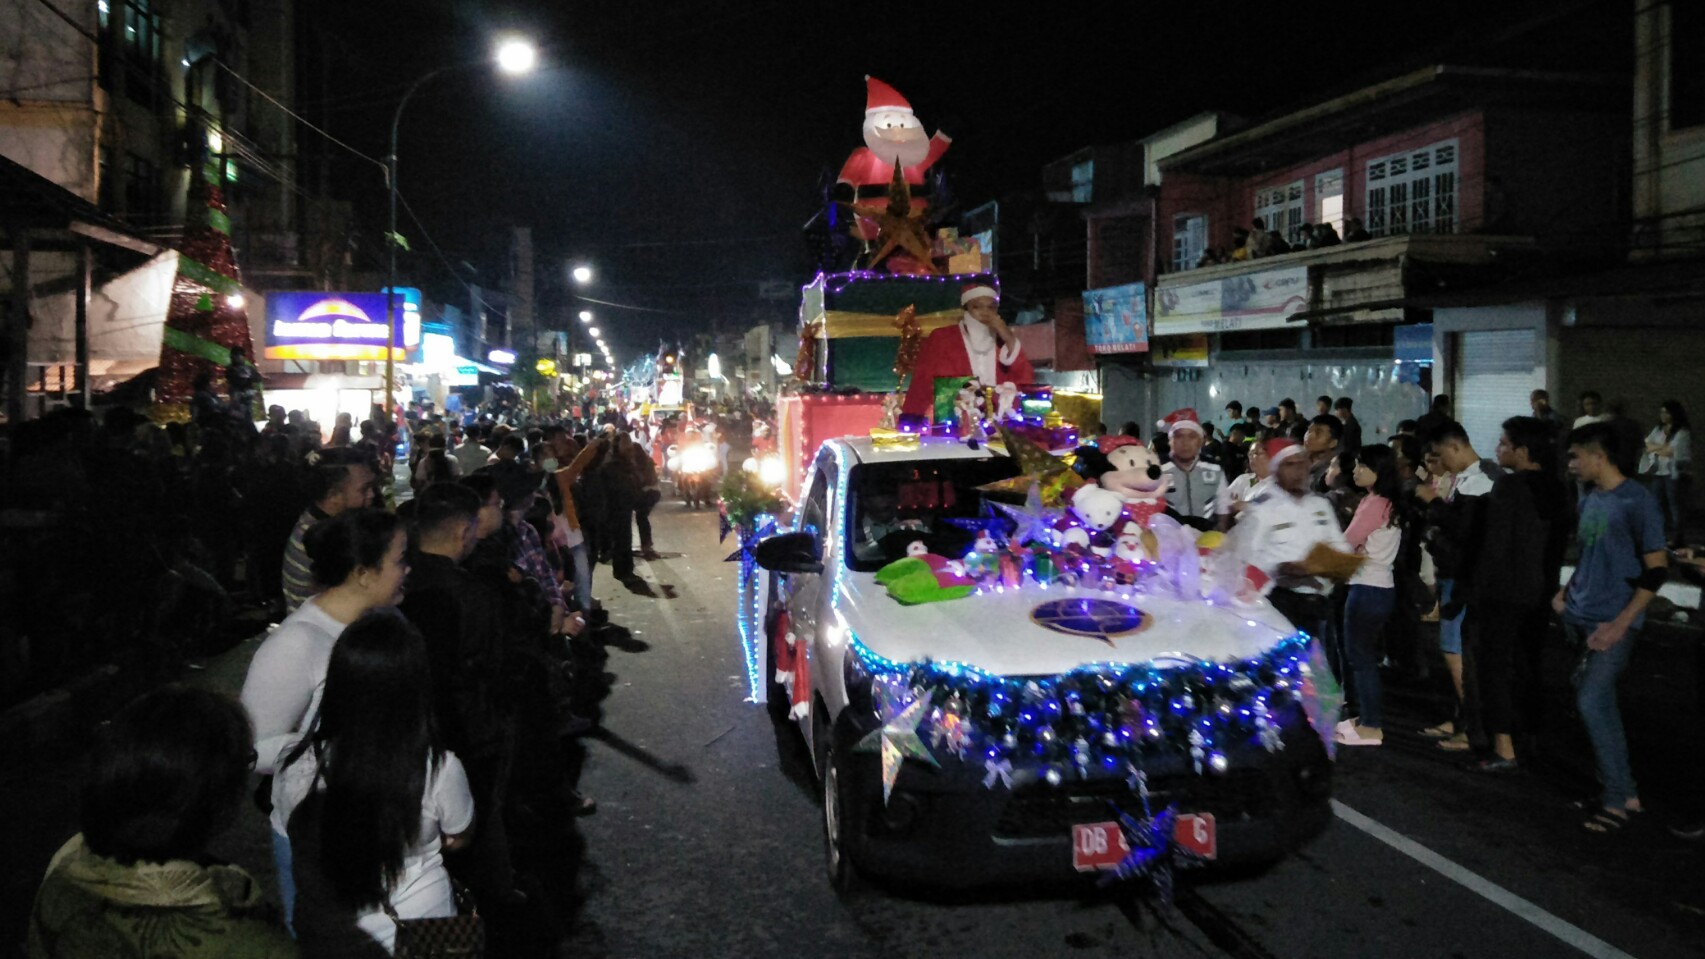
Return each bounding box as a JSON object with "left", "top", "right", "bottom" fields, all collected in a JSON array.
[{"left": 295, "top": 0, "right": 1567, "bottom": 357}]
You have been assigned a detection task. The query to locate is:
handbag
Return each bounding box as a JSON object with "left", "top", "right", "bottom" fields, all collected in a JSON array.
[{"left": 381, "top": 880, "right": 484, "bottom": 959}]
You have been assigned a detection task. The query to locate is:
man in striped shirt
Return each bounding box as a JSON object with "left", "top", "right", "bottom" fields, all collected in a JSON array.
[{"left": 281, "top": 449, "right": 376, "bottom": 614}]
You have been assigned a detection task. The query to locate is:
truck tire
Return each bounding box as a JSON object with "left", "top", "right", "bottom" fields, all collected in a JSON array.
[{"left": 821, "top": 742, "right": 865, "bottom": 896}]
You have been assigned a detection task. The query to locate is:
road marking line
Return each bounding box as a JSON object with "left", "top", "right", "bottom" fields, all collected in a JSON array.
[{"left": 1330, "top": 800, "right": 1638, "bottom": 959}]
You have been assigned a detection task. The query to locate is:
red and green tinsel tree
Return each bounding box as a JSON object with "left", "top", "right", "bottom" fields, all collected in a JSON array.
[{"left": 152, "top": 162, "right": 257, "bottom": 422}]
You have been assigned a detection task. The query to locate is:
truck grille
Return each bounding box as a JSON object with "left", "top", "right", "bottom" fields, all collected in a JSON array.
[{"left": 992, "top": 771, "right": 1281, "bottom": 839}]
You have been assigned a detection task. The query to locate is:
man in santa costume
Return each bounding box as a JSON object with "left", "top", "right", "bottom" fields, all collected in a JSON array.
[
  {"left": 901, "top": 284, "right": 1034, "bottom": 419},
  {"left": 1159, "top": 408, "right": 1224, "bottom": 527},
  {"left": 838, "top": 76, "right": 952, "bottom": 241}
]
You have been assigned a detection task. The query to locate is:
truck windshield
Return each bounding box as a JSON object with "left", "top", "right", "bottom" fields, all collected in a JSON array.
[{"left": 845, "top": 455, "right": 1025, "bottom": 572}]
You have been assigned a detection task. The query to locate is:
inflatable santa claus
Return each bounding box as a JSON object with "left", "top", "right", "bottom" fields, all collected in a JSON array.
[
  {"left": 900, "top": 283, "right": 1035, "bottom": 419},
  {"left": 838, "top": 76, "right": 952, "bottom": 241}
]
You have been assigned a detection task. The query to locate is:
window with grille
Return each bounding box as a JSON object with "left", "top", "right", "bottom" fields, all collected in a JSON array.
[
  {"left": 1070, "top": 160, "right": 1094, "bottom": 203},
  {"left": 1253, "top": 180, "right": 1305, "bottom": 246},
  {"left": 1365, "top": 140, "right": 1458, "bottom": 236},
  {"left": 1673, "top": 1, "right": 1705, "bottom": 130},
  {"left": 123, "top": 152, "right": 160, "bottom": 223},
  {"left": 1315, "top": 169, "right": 1344, "bottom": 237},
  {"left": 1173, "top": 214, "right": 1207, "bottom": 271}
]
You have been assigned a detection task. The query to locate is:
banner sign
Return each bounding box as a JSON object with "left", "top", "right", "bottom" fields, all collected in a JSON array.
[
  {"left": 264, "top": 291, "right": 405, "bottom": 361},
  {"left": 1154, "top": 266, "right": 1308, "bottom": 335},
  {"left": 1082, "top": 282, "right": 1149, "bottom": 354},
  {"left": 1151, "top": 333, "right": 1209, "bottom": 368}
]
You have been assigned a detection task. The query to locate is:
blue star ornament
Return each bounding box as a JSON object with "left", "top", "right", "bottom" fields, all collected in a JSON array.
[
  {"left": 855, "top": 694, "right": 940, "bottom": 804},
  {"left": 991, "top": 482, "right": 1055, "bottom": 547}
]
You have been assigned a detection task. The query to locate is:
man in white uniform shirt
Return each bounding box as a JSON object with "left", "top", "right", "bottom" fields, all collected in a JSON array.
[
  {"left": 1234, "top": 437, "right": 1351, "bottom": 641},
  {"left": 1217, "top": 435, "right": 1274, "bottom": 531},
  {"left": 1159, "top": 409, "right": 1223, "bottom": 529}
]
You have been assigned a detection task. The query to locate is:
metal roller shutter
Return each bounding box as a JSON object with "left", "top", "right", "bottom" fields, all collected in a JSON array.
[{"left": 1454, "top": 329, "right": 1542, "bottom": 454}]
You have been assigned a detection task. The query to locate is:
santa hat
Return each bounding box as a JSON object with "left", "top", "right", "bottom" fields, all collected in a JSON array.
[
  {"left": 1264, "top": 437, "right": 1304, "bottom": 467},
  {"left": 1097, "top": 434, "right": 1141, "bottom": 453},
  {"left": 960, "top": 283, "right": 998, "bottom": 306},
  {"left": 1161, "top": 408, "right": 1204, "bottom": 436},
  {"left": 864, "top": 76, "right": 913, "bottom": 115}
]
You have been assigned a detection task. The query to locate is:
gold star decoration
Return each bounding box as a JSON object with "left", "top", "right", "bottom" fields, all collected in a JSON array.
[
  {"left": 855, "top": 693, "right": 940, "bottom": 804},
  {"left": 977, "top": 424, "right": 1084, "bottom": 507},
  {"left": 843, "top": 159, "right": 938, "bottom": 274}
]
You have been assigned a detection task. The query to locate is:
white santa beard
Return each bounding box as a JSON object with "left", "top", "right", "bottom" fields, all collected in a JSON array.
[
  {"left": 864, "top": 122, "right": 930, "bottom": 167},
  {"left": 960, "top": 316, "right": 999, "bottom": 386}
]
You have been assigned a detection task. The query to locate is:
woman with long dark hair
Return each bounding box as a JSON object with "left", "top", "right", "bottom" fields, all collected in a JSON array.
[
  {"left": 240, "top": 508, "right": 408, "bottom": 927},
  {"left": 274, "top": 609, "right": 473, "bottom": 955},
  {"left": 1334, "top": 444, "right": 1405, "bottom": 748},
  {"left": 1642, "top": 400, "right": 1692, "bottom": 546}
]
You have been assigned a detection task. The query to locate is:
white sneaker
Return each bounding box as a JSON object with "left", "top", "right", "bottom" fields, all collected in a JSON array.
[{"left": 1334, "top": 719, "right": 1383, "bottom": 747}]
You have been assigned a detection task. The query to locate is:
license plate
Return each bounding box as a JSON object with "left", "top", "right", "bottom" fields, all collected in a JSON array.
[
  {"left": 1174, "top": 813, "right": 1217, "bottom": 860},
  {"left": 1071, "top": 821, "right": 1130, "bottom": 872}
]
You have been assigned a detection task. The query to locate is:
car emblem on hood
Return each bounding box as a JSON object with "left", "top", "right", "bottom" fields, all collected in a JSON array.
[{"left": 1029, "top": 598, "right": 1148, "bottom": 646}]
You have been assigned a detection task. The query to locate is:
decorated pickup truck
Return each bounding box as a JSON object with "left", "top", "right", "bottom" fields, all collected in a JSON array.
[{"left": 736, "top": 432, "right": 1334, "bottom": 893}]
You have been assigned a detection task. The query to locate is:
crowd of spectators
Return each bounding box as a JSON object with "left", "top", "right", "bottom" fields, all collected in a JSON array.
[
  {"left": 12, "top": 382, "right": 777, "bottom": 955},
  {"left": 1102, "top": 386, "right": 1698, "bottom": 841},
  {"left": 1191, "top": 216, "right": 1374, "bottom": 269}
]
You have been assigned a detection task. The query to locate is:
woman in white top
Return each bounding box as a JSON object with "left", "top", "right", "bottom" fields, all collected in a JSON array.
[
  {"left": 274, "top": 609, "right": 474, "bottom": 955},
  {"left": 1334, "top": 445, "right": 1405, "bottom": 748},
  {"left": 1641, "top": 400, "right": 1691, "bottom": 547},
  {"left": 239, "top": 507, "right": 409, "bottom": 927}
]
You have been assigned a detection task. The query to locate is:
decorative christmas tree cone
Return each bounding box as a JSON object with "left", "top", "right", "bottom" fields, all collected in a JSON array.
[{"left": 151, "top": 162, "right": 256, "bottom": 423}]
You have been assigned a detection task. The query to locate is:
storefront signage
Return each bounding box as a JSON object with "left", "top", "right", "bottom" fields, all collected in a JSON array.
[
  {"left": 1154, "top": 266, "right": 1309, "bottom": 336},
  {"left": 1152, "top": 333, "right": 1209, "bottom": 368},
  {"left": 264, "top": 292, "right": 404, "bottom": 361},
  {"left": 488, "top": 349, "right": 517, "bottom": 365},
  {"left": 1082, "top": 282, "right": 1149, "bottom": 354}
]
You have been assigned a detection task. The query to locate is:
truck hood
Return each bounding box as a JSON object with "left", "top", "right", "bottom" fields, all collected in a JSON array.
[{"left": 837, "top": 572, "right": 1298, "bottom": 677}]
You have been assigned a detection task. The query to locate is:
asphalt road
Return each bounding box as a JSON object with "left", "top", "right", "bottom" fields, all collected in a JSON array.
[{"left": 3, "top": 498, "right": 1701, "bottom": 958}]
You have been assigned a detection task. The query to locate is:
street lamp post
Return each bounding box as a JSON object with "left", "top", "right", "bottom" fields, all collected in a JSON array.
[{"left": 384, "top": 39, "right": 536, "bottom": 422}]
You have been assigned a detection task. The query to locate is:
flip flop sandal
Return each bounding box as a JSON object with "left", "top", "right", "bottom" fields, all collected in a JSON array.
[
  {"left": 1436, "top": 733, "right": 1471, "bottom": 751},
  {"left": 1582, "top": 808, "right": 1633, "bottom": 834},
  {"left": 1419, "top": 723, "right": 1456, "bottom": 739}
]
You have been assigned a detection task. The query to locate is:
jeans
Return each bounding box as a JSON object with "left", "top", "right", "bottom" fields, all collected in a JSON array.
[
  {"left": 1437, "top": 579, "right": 1465, "bottom": 654},
  {"left": 569, "top": 541, "right": 594, "bottom": 612},
  {"left": 1341, "top": 585, "right": 1396, "bottom": 728},
  {"left": 1563, "top": 614, "right": 1641, "bottom": 809},
  {"left": 634, "top": 489, "right": 662, "bottom": 550},
  {"left": 1658, "top": 474, "right": 1688, "bottom": 544},
  {"left": 1477, "top": 603, "right": 1550, "bottom": 738},
  {"left": 609, "top": 499, "right": 637, "bottom": 580},
  {"left": 271, "top": 828, "right": 296, "bottom": 934}
]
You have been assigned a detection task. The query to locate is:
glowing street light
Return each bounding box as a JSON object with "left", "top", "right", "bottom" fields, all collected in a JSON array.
[
  {"left": 494, "top": 38, "right": 538, "bottom": 75},
  {"left": 572, "top": 265, "right": 594, "bottom": 284},
  {"left": 588, "top": 327, "right": 600, "bottom": 337},
  {"left": 578, "top": 310, "right": 593, "bottom": 323},
  {"left": 385, "top": 37, "right": 537, "bottom": 407}
]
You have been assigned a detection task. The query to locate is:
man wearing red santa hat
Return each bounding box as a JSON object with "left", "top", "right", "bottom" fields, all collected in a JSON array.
[
  {"left": 900, "top": 284, "right": 1034, "bottom": 419},
  {"left": 1159, "top": 408, "right": 1224, "bottom": 526}
]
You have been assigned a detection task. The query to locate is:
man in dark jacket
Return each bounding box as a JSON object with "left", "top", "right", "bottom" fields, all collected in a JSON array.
[
  {"left": 400, "top": 483, "right": 522, "bottom": 904},
  {"left": 1469, "top": 417, "right": 1568, "bottom": 771},
  {"left": 1414, "top": 420, "right": 1503, "bottom": 749}
]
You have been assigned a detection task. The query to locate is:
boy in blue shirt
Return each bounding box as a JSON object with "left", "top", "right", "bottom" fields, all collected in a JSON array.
[{"left": 1555, "top": 422, "right": 1667, "bottom": 833}]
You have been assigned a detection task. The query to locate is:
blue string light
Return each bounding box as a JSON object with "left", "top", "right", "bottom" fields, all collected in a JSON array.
[{"left": 847, "top": 631, "right": 1313, "bottom": 782}]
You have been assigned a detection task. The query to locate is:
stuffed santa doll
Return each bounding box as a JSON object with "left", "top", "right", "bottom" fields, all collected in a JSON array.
[{"left": 900, "top": 283, "right": 1035, "bottom": 418}]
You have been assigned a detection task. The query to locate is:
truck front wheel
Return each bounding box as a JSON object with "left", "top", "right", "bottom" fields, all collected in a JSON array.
[{"left": 822, "top": 742, "right": 865, "bottom": 895}]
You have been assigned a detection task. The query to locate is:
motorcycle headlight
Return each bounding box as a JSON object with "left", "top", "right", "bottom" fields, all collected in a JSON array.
[
  {"left": 682, "top": 446, "right": 717, "bottom": 473},
  {"left": 758, "top": 454, "right": 786, "bottom": 489}
]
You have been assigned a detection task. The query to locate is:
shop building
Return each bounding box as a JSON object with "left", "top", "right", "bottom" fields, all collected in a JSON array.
[{"left": 2, "top": 0, "right": 305, "bottom": 418}]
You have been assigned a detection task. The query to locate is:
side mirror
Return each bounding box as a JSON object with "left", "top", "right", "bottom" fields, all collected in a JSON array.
[{"left": 754, "top": 531, "right": 824, "bottom": 575}]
